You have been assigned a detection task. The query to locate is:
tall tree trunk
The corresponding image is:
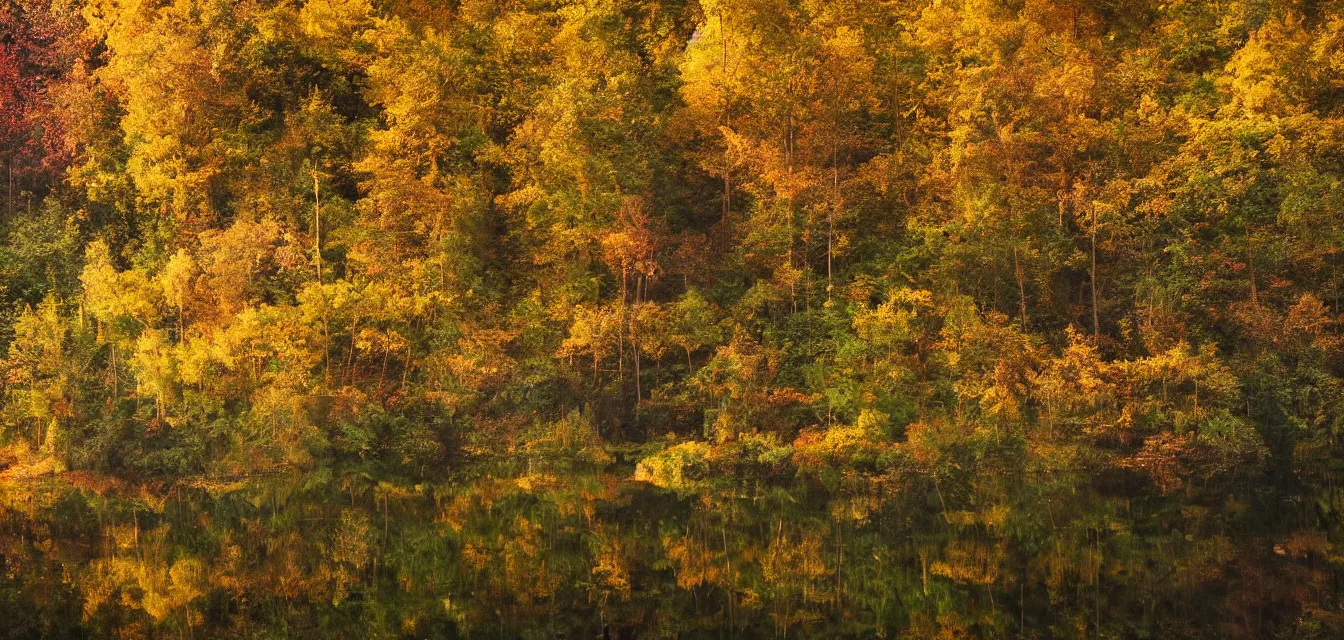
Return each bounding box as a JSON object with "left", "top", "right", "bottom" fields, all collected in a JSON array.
[
  {"left": 720, "top": 6, "right": 731, "bottom": 232},
  {"left": 633, "top": 276, "right": 642, "bottom": 409},
  {"left": 377, "top": 341, "right": 389, "bottom": 397},
  {"left": 619, "top": 267, "right": 626, "bottom": 391},
  {"left": 786, "top": 70, "right": 796, "bottom": 314},
  {"left": 313, "top": 168, "right": 322, "bottom": 286},
  {"left": 1248, "top": 232, "right": 1258, "bottom": 306},
  {"left": 829, "top": 141, "right": 837, "bottom": 302},
  {"left": 346, "top": 316, "right": 360, "bottom": 387},
  {"left": 1091, "top": 203, "right": 1099, "bottom": 345},
  {"left": 314, "top": 167, "right": 332, "bottom": 384},
  {"left": 1014, "top": 246, "right": 1028, "bottom": 329}
]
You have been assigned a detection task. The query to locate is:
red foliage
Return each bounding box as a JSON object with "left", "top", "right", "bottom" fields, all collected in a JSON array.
[{"left": 0, "top": 0, "right": 80, "bottom": 198}]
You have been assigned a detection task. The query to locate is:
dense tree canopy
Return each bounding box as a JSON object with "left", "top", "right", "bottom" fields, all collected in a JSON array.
[{"left": 3, "top": 0, "right": 1344, "bottom": 637}]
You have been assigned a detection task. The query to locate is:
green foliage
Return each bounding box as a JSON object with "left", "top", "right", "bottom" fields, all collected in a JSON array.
[{"left": 3, "top": 0, "right": 1344, "bottom": 637}]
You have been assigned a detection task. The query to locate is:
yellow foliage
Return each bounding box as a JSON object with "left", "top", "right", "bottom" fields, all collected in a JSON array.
[{"left": 633, "top": 441, "right": 711, "bottom": 493}]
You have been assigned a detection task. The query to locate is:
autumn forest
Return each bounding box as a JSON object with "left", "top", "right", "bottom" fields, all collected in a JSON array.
[{"left": 2, "top": 0, "right": 1344, "bottom": 637}]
